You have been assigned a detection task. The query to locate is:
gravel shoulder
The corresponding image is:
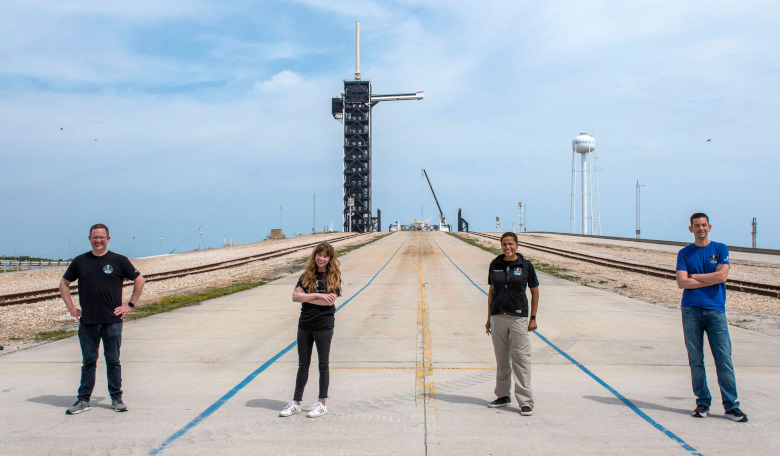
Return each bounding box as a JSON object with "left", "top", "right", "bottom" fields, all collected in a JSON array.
[
  {"left": 0, "top": 233, "right": 385, "bottom": 351},
  {"left": 460, "top": 232, "right": 780, "bottom": 338}
]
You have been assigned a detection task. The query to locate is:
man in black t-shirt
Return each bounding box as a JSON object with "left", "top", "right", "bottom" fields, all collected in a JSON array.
[{"left": 59, "top": 223, "right": 145, "bottom": 415}]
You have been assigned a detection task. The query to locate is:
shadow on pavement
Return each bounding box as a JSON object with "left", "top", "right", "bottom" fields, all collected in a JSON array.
[
  {"left": 434, "top": 394, "right": 490, "bottom": 407},
  {"left": 246, "top": 399, "right": 289, "bottom": 410},
  {"left": 583, "top": 395, "right": 691, "bottom": 415},
  {"left": 27, "top": 395, "right": 109, "bottom": 409}
]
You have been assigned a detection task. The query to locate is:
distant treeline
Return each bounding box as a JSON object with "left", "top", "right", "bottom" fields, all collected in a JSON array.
[{"left": 0, "top": 256, "right": 69, "bottom": 262}]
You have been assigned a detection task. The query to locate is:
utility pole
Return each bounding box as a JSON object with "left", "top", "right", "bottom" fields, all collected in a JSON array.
[
  {"left": 636, "top": 180, "right": 645, "bottom": 239},
  {"left": 752, "top": 218, "right": 757, "bottom": 248},
  {"left": 313, "top": 193, "right": 316, "bottom": 234},
  {"left": 132, "top": 237, "right": 135, "bottom": 259},
  {"left": 496, "top": 216, "right": 500, "bottom": 233},
  {"left": 280, "top": 206, "right": 283, "bottom": 233},
  {"left": 160, "top": 238, "right": 163, "bottom": 255}
]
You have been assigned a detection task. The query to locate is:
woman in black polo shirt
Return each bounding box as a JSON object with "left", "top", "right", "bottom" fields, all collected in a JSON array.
[
  {"left": 279, "top": 241, "right": 342, "bottom": 418},
  {"left": 485, "top": 232, "right": 539, "bottom": 416}
]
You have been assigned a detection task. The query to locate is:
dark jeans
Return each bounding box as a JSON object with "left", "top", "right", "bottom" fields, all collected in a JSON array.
[
  {"left": 293, "top": 327, "right": 333, "bottom": 401},
  {"left": 77, "top": 322, "right": 123, "bottom": 402},
  {"left": 682, "top": 306, "right": 739, "bottom": 410}
]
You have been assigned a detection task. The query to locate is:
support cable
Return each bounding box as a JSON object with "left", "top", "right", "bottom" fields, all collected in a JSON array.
[
  {"left": 169, "top": 51, "right": 348, "bottom": 254},
  {"left": 370, "top": 27, "right": 779, "bottom": 136},
  {"left": 367, "top": 30, "right": 568, "bottom": 201},
  {"left": 0, "top": 102, "right": 329, "bottom": 203},
  {"left": 2, "top": 24, "right": 351, "bottom": 133}
]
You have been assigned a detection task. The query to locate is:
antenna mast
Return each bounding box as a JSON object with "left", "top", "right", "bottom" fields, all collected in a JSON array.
[{"left": 355, "top": 22, "right": 360, "bottom": 81}]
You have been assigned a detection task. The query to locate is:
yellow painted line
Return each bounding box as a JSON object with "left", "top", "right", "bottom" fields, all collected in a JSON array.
[{"left": 416, "top": 239, "right": 439, "bottom": 449}]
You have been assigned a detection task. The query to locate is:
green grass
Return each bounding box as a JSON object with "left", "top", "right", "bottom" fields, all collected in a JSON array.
[
  {"left": 29, "top": 232, "right": 392, "bottom": 342},
  {"left": 599, "top": 280, "right": 609, "bottom": 284},
  {"left": 618, "top": 284, "right": 628, "bottom": 289},
  {"left": 35, "top": 329, "right": 78, "bottom": 341},
  {"left": 124, "top": 280, "right": 266, "bottom": 321},
  {"left": 447, "top": 232, "right": 580, "bottom": 281}
]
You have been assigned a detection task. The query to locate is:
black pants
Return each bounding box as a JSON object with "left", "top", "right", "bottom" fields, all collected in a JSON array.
[
  {"left": 77, "top": 322, "right": 123, "bottom": 401},
  {"left": 293, "top": 327, "right": 333, "bottom": 401}
]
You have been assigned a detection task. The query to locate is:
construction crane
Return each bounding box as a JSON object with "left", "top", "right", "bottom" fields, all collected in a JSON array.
[{"left": 422, "top": 169, "right": 450, "bottom": 231}]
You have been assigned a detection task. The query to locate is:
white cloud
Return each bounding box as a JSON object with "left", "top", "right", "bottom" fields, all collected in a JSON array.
[{"left": 254, "top": 70, "right": 305, "bottom": 93}]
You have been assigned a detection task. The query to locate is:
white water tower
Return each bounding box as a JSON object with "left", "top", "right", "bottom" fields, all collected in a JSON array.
[{"left": 570, "top": 130, "right": 601, "bottom": 235}]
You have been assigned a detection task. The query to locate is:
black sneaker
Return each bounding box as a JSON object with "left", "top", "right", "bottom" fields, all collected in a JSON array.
[
  {"left": 488, "top": 396, "right": 511, "bottom": 408},
  {"left": 520, "top": 406, "right": 533, "bottom": 416},
  {"left": 724, "top": 407, "right": 748, "bottom": 422},
  {"left": 692, "top": 405, "right": 709, "bottom": 418}
]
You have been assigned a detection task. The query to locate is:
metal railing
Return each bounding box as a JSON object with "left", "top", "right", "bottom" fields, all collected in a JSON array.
[{"left": 1, "top": 260, "right": 71, "bottom": 273}]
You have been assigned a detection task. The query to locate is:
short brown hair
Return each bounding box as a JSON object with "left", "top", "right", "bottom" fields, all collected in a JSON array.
[
  {"left": 500, "top": 232, "right": 518, "bottom": 243},
  {"left": 89, "top": 223, "right": 109, "bottom": 237},
  {"left": 690, "top": 213, "right": 709, "bottom": 226}
]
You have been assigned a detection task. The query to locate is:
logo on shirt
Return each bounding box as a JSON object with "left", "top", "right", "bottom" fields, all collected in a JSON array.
[
  {"left": 103, "top": 265, "right": 113, "bottom": 274},
  {"left": 513, "top": 267, "right": 522, "bottom": 276},
  {"left": 709, "top": 255, "right": 718, "bottom": 264}
]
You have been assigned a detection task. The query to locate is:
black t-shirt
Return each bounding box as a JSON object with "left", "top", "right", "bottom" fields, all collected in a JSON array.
[
  {"left": 295, "top": 272, "right": 341, "bottom": 331},
  {"left": 63, "top": 251, "right": 141, "bottom": 324}
]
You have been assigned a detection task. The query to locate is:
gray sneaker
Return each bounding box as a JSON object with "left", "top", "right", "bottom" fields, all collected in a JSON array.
[
  {"left": 112, "top": 398, "right": 128, "bottom": 412},
  {"left": 66, "top": 400, "right": 91, "bottom": 415}
]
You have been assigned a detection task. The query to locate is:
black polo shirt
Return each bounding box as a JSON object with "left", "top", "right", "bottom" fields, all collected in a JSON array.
[{"left": 488, "top": 254, "right": 539, "bottom": 317}]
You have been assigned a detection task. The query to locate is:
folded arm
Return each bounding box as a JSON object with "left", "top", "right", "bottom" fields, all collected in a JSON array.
[
  {"left": 293, "top": 287, "right": 336, "bottom": 306},
  {"left": 691, "top": 264, "right": 729, "bottom": 285},
  {"left": 677, "top": 270, "right": 718, "bottom": 289}
]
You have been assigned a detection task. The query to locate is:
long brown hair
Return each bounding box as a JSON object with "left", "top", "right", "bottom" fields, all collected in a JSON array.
[{"left": 300, "top": 242, "right": 341, "bottom": 294}]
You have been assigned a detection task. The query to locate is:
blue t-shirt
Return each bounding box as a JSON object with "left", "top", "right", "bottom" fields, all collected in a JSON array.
[{"left": 676, "top": 241, "right": 730, "bottom": 311}]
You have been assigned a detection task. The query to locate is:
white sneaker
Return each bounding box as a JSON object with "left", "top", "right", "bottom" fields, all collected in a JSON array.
[
  {"left": 279, "top": 401, "right": 301, "bottom": 417},
  {"left": 307, "top": 401, "right": 328, "bottom": 418}
]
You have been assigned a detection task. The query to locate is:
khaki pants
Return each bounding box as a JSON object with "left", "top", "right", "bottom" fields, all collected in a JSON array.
[{"left": 490, "top": 314, "right": 533, "bottom": 408}]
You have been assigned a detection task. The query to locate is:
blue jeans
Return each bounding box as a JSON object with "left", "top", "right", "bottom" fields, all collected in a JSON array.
[
  {"left": 681, "top": 307, "right": 739, "bottom": 410},
  {"left": 77, "top": 322, "right": 123, "bottom": 402}
]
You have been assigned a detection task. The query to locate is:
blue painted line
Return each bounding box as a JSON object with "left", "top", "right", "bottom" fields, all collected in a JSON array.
[
  {"left": 149, "top": 234, "right": 410, "bottom": 455},
  {"left": 428, "top": 233, "right": 703, "bottom": 456}
]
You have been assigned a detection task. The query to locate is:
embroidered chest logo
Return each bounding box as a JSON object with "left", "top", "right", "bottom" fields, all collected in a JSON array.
[
  {"left": 513, "top": 267, "right": 522, "bottom": 276},
  {"left": 103, "top": 265, "right": 114, "bottom": 274},
  {"left": 709, "top": 255, "right": 718, "bottom": 264}
]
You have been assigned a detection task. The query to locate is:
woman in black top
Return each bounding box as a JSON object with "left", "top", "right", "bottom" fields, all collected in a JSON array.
[
  {"left": 279, "top": 241, "right": 341, "bottom": 418},
  {"left": 485, "top": 232, "right": 539, "bottom": 416}
]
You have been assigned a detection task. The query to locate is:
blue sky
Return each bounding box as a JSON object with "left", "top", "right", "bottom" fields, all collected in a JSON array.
[{"left": 1, "top": 0, "right": 778, "bottom": 259}]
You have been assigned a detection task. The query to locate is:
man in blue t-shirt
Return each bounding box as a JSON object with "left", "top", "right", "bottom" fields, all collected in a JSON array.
[{"left": 675, "top": 213, "right": 747, "bottom": 422}]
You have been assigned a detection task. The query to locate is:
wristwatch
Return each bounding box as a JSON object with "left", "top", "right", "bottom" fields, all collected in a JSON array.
[
  {"left": 530, "top": 315, "right": 536, "bottom": 320},
  {"left": 128, "top": 302, "right": 135, "bottom": 308},
  {"left": 688, "top": 272, "right": 693, "bottom": 279}
]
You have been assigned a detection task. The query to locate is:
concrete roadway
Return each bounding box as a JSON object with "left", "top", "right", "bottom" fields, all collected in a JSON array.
[{"left": 1, "top": 232, "right": 778, "bottom": 455}]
